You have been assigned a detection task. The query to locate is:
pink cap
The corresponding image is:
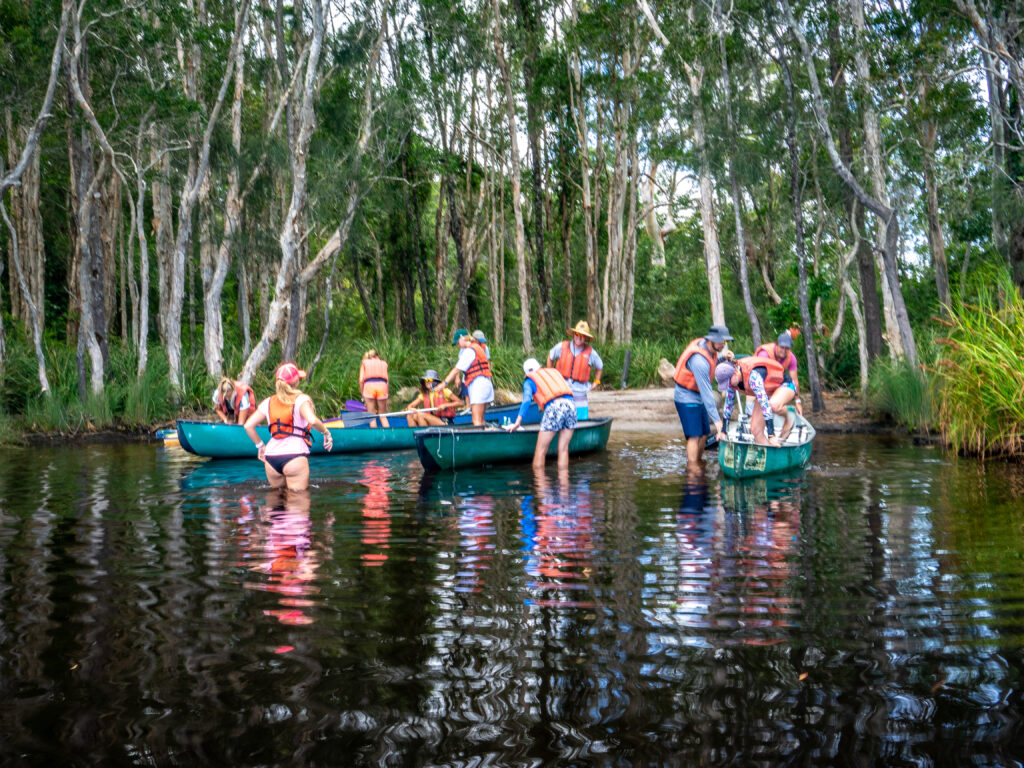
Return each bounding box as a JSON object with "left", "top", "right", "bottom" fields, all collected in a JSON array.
[{"left": 275, "top": 362, "right": 307, "bottom": 384}]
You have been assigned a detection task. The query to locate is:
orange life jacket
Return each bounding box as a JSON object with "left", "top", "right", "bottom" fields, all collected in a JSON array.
[
  {"left": 555, "top": 340, "right": 593, "bottom": 382},
  {"left": 527, "top": 368, "right": 573, "bottom": 409},
  {"left": 754, "top": 343, "right": 795, "bottom": 372},
  {"left": 268, "top": 395, "right": 312, "bottom": 447},
  {"left": 673, "top": 339, "right": 716, "bottom": 392},
  {"left": 426, "top": 387, "right": 457, "bottom": 419},
  {"left": 736, "top": 356, "right": 786, "bottom": 395},
  {"left": 464, "top": 340, "right": 492, "bottom": 384},
  {"left": 361, "top": 357, "right": 388, "bottom": 382},
  {"left": 218, "top": 380, "right": 254, "bottom": 416}
]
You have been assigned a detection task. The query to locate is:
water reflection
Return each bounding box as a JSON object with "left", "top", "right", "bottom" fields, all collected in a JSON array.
[
  {"left": 237, "top": 489, "right": 322, "bottom": 626},
  {"left": 359, "top": 461, "right": 392, "bottom": 566}
]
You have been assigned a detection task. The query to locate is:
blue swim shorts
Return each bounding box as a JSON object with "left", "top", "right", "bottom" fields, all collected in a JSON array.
[{"left": 674, "top": 401, "right": 710, "bottom": 439}]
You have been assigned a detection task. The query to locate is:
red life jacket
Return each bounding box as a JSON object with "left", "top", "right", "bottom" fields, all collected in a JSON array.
[
  {"left": 754, "top": 343, "right": 795, "bottom": 372},
  {"left": 736, "top": 356, "right": 786, "bottom": 395},
  {"left": 426, "top": 387, "right": 457, "bottom": 419},
  {"left": 555, "top": 340, "right": 593, "bottom": 382},
  {"left": 464, "top": 340, "right": 492, "bottom": 384},
  {"left": 218, "top": 380, "right": 254, "bottom": 416},
  {"left": 673, "top": 339, "right": 716, "bottom": 392},
  {"left": 268, "top": 395, "right": 312, "bottom": 447},
  {"left": 527, "top": 368, "right": 573, "bottom": 409},
  {"left": 361, "top": 357, "right": 388, "bottom": 382}
]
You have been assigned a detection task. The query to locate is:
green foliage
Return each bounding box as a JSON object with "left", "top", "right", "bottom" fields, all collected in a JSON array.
[
  {"left": 932, "top": 273, "right": 1024, "bottom": 457},
  {"left": 867, "top": 356, "right": 936, "bottom": 434}
]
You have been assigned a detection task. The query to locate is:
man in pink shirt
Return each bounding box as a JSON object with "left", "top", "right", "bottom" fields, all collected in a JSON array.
[{"left": 755, "top": 332, "right": 802, "bottom": 415}]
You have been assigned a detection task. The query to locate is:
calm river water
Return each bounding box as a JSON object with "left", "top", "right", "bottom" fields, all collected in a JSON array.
[{"left": 2, "top": 432, "right": 1024, "bottom": 766}]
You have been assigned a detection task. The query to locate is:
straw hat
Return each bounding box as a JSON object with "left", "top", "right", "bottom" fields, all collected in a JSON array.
[{"left": 568, "top": 320, "right": 594, "bottom": 339}]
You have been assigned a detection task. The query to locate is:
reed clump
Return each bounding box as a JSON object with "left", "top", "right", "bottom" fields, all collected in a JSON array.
[
  {"left": 931, "top": 278, "right": 1024, "bottom": 457},
  {"left": 868, "top": 356, "right": 936, "bottom": 434}
]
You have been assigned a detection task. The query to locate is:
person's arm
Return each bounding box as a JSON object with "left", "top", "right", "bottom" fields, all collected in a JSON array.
[
  {"left": 788, "top": 356, "right": 803, "bottom": 415},
  {"left": 721, "top": 386, "right": 736, "bottom": 425},
  {"left": 443, "top": 387, "right": 464, "bottom": 409},
  {"left": 546, "top": 343, "right": 560, "bottom": 370},
  {"left": 749, "top": 371, "right": 780, "bottom": 445},
  {"left": 406, "top": 393, "right": 424, "bottom": 410},
  {"left": 243, "top": 407, "right": 268, "bottom": 461},
  {"left": 589, "top": 349, "right": 603, "bottom": 389},
  {"left": 299, "top": 398, "right": 334, "bottom": 452},
  {"left": 358, "top": 361, "right": 366, "bottom": 389},
  {"left": 505, "top": 379, "right": 536, "bottom": 431},
  {"left": 216, "top": 408, "right": 231, "bottom": 424}
]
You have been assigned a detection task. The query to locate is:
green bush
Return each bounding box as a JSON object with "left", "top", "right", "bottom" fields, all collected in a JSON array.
[{"left": 867, "top": 356, "right": 936, "bottom": 433}]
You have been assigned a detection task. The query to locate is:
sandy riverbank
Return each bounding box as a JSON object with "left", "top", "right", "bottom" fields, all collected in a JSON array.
[{"left": 588, "top": 387, "right": 891, "bottom": 435}]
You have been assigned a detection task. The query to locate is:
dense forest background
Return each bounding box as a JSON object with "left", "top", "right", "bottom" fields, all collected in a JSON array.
[{"left": 1, "top": 0, "right": 1022, "bottom": 432}]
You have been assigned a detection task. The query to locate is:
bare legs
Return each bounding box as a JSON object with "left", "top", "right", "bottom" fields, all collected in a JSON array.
[
  {"left": 533, "top": 427, "right": 575, "bottom": 470},
  {"left": 263, "top": 455, "right": 311, "bottom": 491},
  {"left": 470, "top": 403, "right": 487, "bottom": 427},
  {"left": 749, "top": 388, "right": 796, "bottom": 444},
  {"left": 365, "top": 397, "right": 390, "bottom": 428}
]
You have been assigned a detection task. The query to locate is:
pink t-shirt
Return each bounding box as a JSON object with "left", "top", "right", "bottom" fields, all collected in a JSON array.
[{"left": 258, "top": 394, "right": 312, "bottom": 456}]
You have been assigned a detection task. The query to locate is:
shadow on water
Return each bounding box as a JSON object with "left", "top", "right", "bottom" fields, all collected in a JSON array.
[{"left": 3, "top": 438, "right": 1024, "bottom": 765}]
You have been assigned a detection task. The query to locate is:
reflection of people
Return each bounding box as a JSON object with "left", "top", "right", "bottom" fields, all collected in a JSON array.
[
  {"left": 359, "top": 349, "right": 390, "bottom": 428},
  {"left": 715, "top": 356, "right": 796, "bottom": 446},
  {"left": 443, "top": 329, "right": 493, "bottom": 426},
  {"left": 213, "top": 377, "right": 255, "bottom": 424},
  {"left": 405, "top": 369, "right": 463, "bottom": 426},
  {"left": 360, "top": 461, "right": 392, "bottom": 566},
  {"left": 244, "top": 488, "right": 320, "bottom": 626},
  {"left": 547, "top": 320, "right": 603, "bottom": 419},
  {"left": 244, "top": 362, "right": 333, "bottom": 491},
  {"left": 504, "top": 359, "right": 577, "bottom": 470},
  {"left": 673, "top": 325, "right": 733, "bottom": 468},
  {"left": 755, "top": 331, "right": 803, "bottom": 416}
]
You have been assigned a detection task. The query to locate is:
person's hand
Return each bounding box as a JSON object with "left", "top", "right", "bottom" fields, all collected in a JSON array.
[
  {"left": 591, "top": 380, "right": 601, "bottom": 392},
  {"left": 503, "top": 423, "right": 519, "bottom": 433},
  {"left": 257, "top": 442, "right": 266, "bottom": 461},
  {"left": 323, "top": 430, "right": 333, "bottom": 452},
  {"left": 716, "top": 430, "right": 728, "bottom": 443},
  {"left": 767, "top": 435, "right": 781, "bottom": 448},
  {"left": 795, "top": 400, "right": 803, "bottom": 416}
]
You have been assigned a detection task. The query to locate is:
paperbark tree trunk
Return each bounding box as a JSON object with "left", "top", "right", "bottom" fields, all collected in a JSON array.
[
  {"left": 716, "top": 5, "right": 761, "bottom": 346},
  {"left": 166, "top": 0, "right": 251, "bottom": 390},
  {"left": 783, "top": 0, "right": 917, "bottom": 367},
  {"left": 780, "top": 51, "right": 825, "bottom": 413},
  {"left": 4, "top": 114, "right": 46, "bottom": 333},
  {"left": 920, "top": 99, "right": 951, "bottom": 315},
  {"left": 492, "top": 0, "right": 531, "bottom": 348}
]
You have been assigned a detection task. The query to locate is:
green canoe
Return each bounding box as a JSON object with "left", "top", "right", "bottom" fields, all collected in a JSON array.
[
  {"left": 175, "top": 417, "right": 417, "bottom": 459},
  {"left": 717, "top": 410, "right": 816, "bottom": 479},
  {"left": 415, "top": 418, "right": 613, "bottom": 471}
]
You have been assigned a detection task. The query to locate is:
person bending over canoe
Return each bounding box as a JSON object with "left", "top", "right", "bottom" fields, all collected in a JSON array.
[
  {"left": 359, "top": 349, "right": 390, "bottom": 428},
  {"left": 755, "top": 331, "right": 803, "bottom": 416},
  {"left": 547, "top": 319, "right": 603, "bottom": 419},
  {"left": 504, "top": 358, "right": 577, "bottom": 470},
  {"left": 405, "top": 369, "right": 464, "bottom": 426},
  {"left": 213, "top": 377, "right": 255, "bottom": 424},
  {"left": 443, "top": 329, "right": 493, "bottom": 426},
  {"left": 244, "top": 362, "right": 333, "bottom": 492},
  {"left": 673, "top": 324, "right": 734, "bottom": 467},
  {"left": 714, "top": 356, "right": 797, "bottom": 448}
]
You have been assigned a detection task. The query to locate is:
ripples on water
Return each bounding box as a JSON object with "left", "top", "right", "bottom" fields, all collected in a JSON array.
[{"left": 1, "top": 435, "right": 1024, "bottom": 765}]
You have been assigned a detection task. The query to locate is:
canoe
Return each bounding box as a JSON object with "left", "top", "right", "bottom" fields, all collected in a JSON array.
[
  {"left": 176, "top": 402, "right": 541, "bottom": 459},
  {"left": 337, "top": 400, "right": 540, "bottom": 428},
  {"left": 717, "top": 410, "right": 816, "bottom": 479},
  {"left": 415, "top": 417, "right": 613, "bottom": 471}
]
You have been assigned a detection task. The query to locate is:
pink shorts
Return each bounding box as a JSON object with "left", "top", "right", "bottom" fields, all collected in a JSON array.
[{"left": 362, "top": 380, "right": 388, "bottom": 400}]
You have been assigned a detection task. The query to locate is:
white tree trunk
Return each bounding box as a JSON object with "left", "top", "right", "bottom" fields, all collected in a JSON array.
[{"left": 492, "top": 0, "right": 531, "bottom": 348}]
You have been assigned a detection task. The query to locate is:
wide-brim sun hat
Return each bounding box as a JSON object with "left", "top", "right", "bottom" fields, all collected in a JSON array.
[
  {"left": 275, "top": 362, "right": 307, "bottom": 384},
  {"left": 523, "top": 358, "right": 541, "bottom": 374},
  {"left": 451, "top": 328, "right": 469, "bottom": 345},
  {"left": 568, "top": 320, "right": 594, "bottom": 339},
  {"left": 715, "top": 360, "right": 736, "bottom": 390},
  {"left": 420, "top": 369, "right": 440, "bottom": 383},
  {"left": 706, "top": 324, "right": 733, "bottom": 343}
]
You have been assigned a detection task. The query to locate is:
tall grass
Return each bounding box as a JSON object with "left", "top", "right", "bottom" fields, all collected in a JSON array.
[
  {"left": 931, "top": 276, "right": 1024, "bottom": 457},
  {"left": 867, "top": 357, "right": 935, "bottom": 433}
]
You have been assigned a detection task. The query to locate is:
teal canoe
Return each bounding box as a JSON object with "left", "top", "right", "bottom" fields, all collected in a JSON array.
[
  {"left": 415, "top": 418, "right": 613, "bottom": 471},
  {"left": 176, "top": 417, "right": 416, "bottom": 458},
  {"left": 717, "top": 410, "right": 816, "bottom": 479}
]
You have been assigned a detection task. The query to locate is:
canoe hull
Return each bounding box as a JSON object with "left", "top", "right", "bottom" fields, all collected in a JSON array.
[
  {"left": 338, "top": 400, "right": 540, "bottom": 428},
  {"left": 717, "top": 410, "right": 816, "bottom": 479},
  {"left": 415, "top": 418, "right": 613, "bottom": 471},
  {"left": 176, "top": 418, "right": 418, "bottom": 459}
]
